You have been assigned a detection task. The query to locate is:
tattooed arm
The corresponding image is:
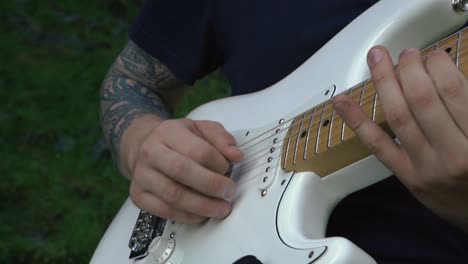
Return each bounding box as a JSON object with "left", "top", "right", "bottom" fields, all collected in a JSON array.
[
  {"left": 100, "top": 40, "right": 243, "bottom": 223},
  {"left": 100, "top": 40, "right": 186, "bottom": 177}
]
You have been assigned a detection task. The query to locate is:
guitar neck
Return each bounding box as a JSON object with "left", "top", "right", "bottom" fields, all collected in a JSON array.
[{"left": 281, "top": 26, "right": 468, "bottom": 177}]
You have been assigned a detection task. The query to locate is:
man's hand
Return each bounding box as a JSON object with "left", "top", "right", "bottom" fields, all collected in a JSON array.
[
  {"left": 333, "top": 46, "right": 468, "bottom": 232},
  {"left": 125, "top": 118, "right": 244, "bottom": 224}
]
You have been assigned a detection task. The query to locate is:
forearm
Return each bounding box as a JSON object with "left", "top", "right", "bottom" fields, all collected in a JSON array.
[
  {"left": 100, "top": 73, "right": 170, "bottom": 177},
  {"left": 100, "top": 41, "right": 185, "bottom": 177}
]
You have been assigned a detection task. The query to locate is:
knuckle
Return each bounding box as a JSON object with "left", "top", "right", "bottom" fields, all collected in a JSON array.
[
  {"left": 204, "top": 173, "right": 223, "bottom": 196},
  {"left": 164, "top": 183, "right": 183, "bottom": 204},
  {"left": 385, "top": 108, "right": 408, "bottom": 130},
  {"left": 189, "top": 147, "right": 212, "bottom": 163},
  {"left": 170, "top": 157, "right": 188, "bottom": 178},
  {"left": 361, "top": 132, "right": 383, "bottom": 156},
  {"left": 438, "top": 77, "right": 464, "bottom": 100},
  {"left": 138, "top": 142, "right": 152, "bottom": 160},
  {"left": 407, "top": 89, "right": 434, "bottom": 109},
  {"left": 197, "top": 197, "right": 216, "bottom": 216}
]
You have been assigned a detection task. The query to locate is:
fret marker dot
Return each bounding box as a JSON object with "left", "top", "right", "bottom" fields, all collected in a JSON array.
[
  {"left": 300, "top": 131, "right": 307, "bottom": 138},
  {"left": 445, "top": 47, "right": 452, "bottom": 54},
  {"left": 323, "top": 120, "right": 330, "bottom": 127}
]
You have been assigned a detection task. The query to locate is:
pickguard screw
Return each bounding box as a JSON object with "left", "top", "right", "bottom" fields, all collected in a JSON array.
[
  {"left": 261, "top": 190, "right": 268, "bottom": 197},
  {"left": 263, "top": 176, "right": 268, "bottom": 183},
  {"left": 279, "top": 119, "right": 285, "bottom": 124},
  {"left": 170, "top": 232, "right": 175, "bottom": 238},
  {"left": 245, "top": 131, "right": 250, "bottom": 136}
]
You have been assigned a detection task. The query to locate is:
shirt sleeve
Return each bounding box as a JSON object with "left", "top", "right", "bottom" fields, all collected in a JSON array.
[{"left": 129, "top": 0, "right": 222, "bottom": 84}]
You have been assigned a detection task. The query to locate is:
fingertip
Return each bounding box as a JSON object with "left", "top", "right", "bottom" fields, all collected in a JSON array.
[
  {"left": 223, "top": 144, "right": 244, "bottom": 162},
  {"left": 368, "top": 46, "right": 386, "bottom": 66},
  {"left": 216, "top": 202, "right": 233, "bottom": 219},
  {"left": 332, "top": 94, "right": 354, "bottom": 115}
]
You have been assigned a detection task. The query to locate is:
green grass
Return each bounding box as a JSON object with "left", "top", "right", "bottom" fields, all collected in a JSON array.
[{"left": 1, "top": 1, "right": 229, "bottom": 263}]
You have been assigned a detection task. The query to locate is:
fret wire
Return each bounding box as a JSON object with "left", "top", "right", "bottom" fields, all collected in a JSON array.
[
  {"left": 372, "top": 91, "right": 379, "bottom": 121},
  {"left": 293, "top": 38, "right": 468, "bottom": 163},
  {"left": 304, "top": 107, "right": 316, "bottom": 160},
  {"left": 293, "top": 112, "right": 306, "bottom": 165},
  {"left": 327, "top": 107, "right": 336, "bottom": 148},
  {"left": 282, "top": 118, "right": 295, "bottom": 169},
  {"left": 359, "top": 81, "right": 367, "bottom": 106},
  {"left": 341, "top": 88, "right": 353, "bottom": 142},
  {"left": 315, "top": 101, "right": 328, "bottom": 155},
  {"left": 239, "top": 30, "right": 468, "bottom": 176}
]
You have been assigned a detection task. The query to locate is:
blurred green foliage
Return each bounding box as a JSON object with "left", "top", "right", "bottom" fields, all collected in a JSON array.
[{"left": 1, "top": 0, "right": 229, "bottom": 263}]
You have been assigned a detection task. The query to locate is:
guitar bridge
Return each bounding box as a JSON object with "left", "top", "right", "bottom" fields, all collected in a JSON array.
[{"left": 128, "top": 210, "right": 167, "bottom": 259}]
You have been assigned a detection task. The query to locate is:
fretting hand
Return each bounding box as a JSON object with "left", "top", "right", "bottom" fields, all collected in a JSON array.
[{"left": 333, "top": 46, "right": 468, "bottom": 232}]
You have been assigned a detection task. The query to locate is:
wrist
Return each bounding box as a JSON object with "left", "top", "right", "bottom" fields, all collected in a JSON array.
[{"left": 119, "top": 114, "right": 164, "bottom": 178}]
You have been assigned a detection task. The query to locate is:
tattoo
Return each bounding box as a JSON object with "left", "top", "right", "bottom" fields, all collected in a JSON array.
[{"left": 100, "top": 40, "right": 184, "bottom": 165}]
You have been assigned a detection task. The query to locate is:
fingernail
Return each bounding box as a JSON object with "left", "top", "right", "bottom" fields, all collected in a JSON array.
[
  {"left": 217, "top": 204, "right": 231, "bottom": 219},
  {"left": 399, "top": 48, "right": 419, "bottom": 59},
  {"left": 368, "top": 47, "right": 383, "bottom": 66}
]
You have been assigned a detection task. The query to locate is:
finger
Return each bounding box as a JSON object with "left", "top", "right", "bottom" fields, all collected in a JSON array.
[
  {"left": 137, "top": 168, "right": 232, "bottom": 219},
  {"left": 196, "top": 121, "right": 244, "bottom": 163},
  {"left": 398, "top": 48, "right": 465, "bottom": 149},
  {"left": 368, "top": 46, "right": 429, "bottom": 157},
  {"left": 163, "top": 119, "right": 231, "bottom": 175},
  {"left": 425, "top": 50, "right": 468, "bottom": 137},
  {"left": 332, "top": 94, "right": 414, "bottom": 181},
  {"left": 151, "top": 144, "right": 237, "bottom": 200},
  {"left": 130, "top": 182, "right": 205, "bottom": 224}
]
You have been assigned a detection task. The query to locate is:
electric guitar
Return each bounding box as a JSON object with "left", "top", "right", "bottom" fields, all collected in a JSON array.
[{"left": 91, "top": 1, "right": 468, "bottom": 263}]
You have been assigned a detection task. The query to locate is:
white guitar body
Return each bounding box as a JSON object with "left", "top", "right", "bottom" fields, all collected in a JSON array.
[{"left": 91, "top": 1, "right": 467, "bottom": 263}]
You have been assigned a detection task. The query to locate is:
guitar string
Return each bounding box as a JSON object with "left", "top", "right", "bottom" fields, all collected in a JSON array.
[
  {"left": 234, "top": 29, "right": 465, "bottom": 151},
  {"left": 235, "top": 47, "right": 468, "bottom": 184},
  {"left": 134, "top": 30, "right": 468, "bottom": 222},
  {"left": 234, "top": 34, "right": 463, "bottom": 157},
  {"left": 231, "top": 38, "right": 463, "bottom": 176},
  {"left": 229, "top": 35, "right": 467, "bottom": 181}
]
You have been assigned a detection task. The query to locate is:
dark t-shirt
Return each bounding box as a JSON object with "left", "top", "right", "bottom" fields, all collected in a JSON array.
[{"left": 129, "top": 1, "right": 468, "bottom": 263}]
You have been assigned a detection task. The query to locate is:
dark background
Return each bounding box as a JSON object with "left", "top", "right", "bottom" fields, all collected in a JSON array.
[{"left": 1, "top": 1, "right": 229, "bottom": 263}]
